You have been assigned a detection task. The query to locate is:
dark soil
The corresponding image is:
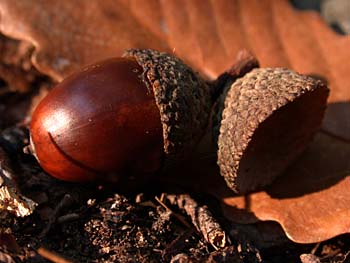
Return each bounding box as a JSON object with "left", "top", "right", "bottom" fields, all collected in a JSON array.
[
  {"left": 2, "top": 144, "right": 350, "bottom": 262},
  {"left": 1, "top": 2, "right": 350, "bottom": 261}
]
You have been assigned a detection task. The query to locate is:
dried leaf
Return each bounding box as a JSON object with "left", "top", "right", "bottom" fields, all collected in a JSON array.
[
  {"left": 0, "top": 0, "right": 349, "bottom": 140},
  {"left": 0, "top": 0, "right": 349, "bottom": 243},
  {"left": 0, "top": 147, "right": 37, "bottom": 217},
  {"left": 0, "top": 1, "right": 349, "bottom": 88},
  {"left": 0, "top": 1, "right": 167, "bottom": 81},
  {"left": 219, "top": 133, "right": 350, "bottom": 243},
  {"left": 164, "top": 118, "right": 350, "bottom": 243},
  {"left": 322, "top": 102, "right": 350, "bottom": 141},
  {"left": 0, "top": 35, "right": 36, "bottom": 94}
]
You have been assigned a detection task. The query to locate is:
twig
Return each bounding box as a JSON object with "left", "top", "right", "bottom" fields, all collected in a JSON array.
[
  {"left": 40, "top": 194, "right": 74, "bottom": 237},
  {"left": 155, "top": 196, "right": 191, "bottom": 228},
  {"left": 311, "top": 242, "right": 321, "bottom": 255},
  {"left": 57, "top": 213, "right": 80, "bottom": 224},
  {"left": 37, "top": 247, "right": 74, "bottom": 263},
  {"left": 165, "top": 194, "right": 227, "bottom": 250}
]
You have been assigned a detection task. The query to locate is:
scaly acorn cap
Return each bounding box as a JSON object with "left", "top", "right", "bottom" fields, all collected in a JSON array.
[
  {"left": 215, "top": 68, "right": 329, "bottom": 194},
  {"left": 124, "top": 49, "right": 212, "bottom": 160}
]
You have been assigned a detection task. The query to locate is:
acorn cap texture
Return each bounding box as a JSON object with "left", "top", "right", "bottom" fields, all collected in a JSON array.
[
  {"left": 124, "top": 49, "right": 211, "bottom": 159},
  {"left": 216, "top": 68, "right": 329, "bottom": 194}
]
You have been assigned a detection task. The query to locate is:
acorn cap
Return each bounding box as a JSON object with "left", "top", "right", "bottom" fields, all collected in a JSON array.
[
  {"left": 124, "top": 49, "right": 212, "bottom": 159},
  {"left": 215, "top": 68, "right": 329, "bottom": 194}
]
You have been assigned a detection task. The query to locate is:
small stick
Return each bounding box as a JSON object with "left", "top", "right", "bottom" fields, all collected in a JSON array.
[
  {"left": 311, "top": 242, "right": 321, "bottom": 255},
  {"left": 166, "top": 194, "right": 227, "bottom": 250},
  {"left": 37, "top": 247, "right": 74, "bottom": 263},
  {"left": 57, "top": 213, "right": 80, "bottom": 224},
  {"left": 40, "top": 194, "right": 74, "bottom": 237},
  {"left": 155, "top": 196, "right": 191, "bottom": 228}
]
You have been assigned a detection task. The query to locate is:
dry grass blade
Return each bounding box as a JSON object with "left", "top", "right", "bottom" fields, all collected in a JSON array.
[{"left": 37, "top": 247, "right": 74, "bottom": 263}]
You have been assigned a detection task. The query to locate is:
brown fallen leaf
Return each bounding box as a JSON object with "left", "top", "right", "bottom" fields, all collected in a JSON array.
[
  {"left": 0, "top": 34, "right": 37, "bottom": 94},
  {"left": 0, "top": 0, "right": 349, "bottom": 140},
  {"left": 0, "top": 0, "right": 349, "bottom": 244},
  {"left": 163, "top": 130, "right": 350, "bottom": 244},
  {"left": 322, "top": 102, "right": 350, "bottom": 141},
  {"left": 0, "top": 1, "right": 348, "bottom": 85},
  {"left": 220, "top": 132, "right": 350, "bottom": 243},
  {"left": 0, "top": 146, "right": 37, "bottom": 217},
  {"left": 0, "top": 0, "right": 168, "bottom": 81}
]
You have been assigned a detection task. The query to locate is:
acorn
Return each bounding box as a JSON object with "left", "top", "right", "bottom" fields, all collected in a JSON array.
[
  {"left": 29, "top": 49, "right": 212, "bottom": 183},
  {"left": 214, "top": 66, "right": 329, "bottom": 194}
]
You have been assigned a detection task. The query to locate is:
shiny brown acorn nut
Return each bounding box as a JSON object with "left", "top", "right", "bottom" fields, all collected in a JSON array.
[
  {"left": 29, "top": 49, "right": 212, "bottom": 182},
  {"left": 214, "top": 67, "right": 329, "bottom": 194}
]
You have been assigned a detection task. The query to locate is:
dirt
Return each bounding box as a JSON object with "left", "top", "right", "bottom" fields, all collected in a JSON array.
[
  {"left": 0, "top": 5, "right": 350, "bottom": 261},
  {"left": 2, "top": 149, "right": 350, "bottom": 263}
]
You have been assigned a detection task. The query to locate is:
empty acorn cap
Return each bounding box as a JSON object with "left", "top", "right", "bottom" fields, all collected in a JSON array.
[
  {"left": 124, "top": 49, "right": 212, "bottom": 160},
  {"left": 215, "top": 68, "right": 329, "bottom": 194}
]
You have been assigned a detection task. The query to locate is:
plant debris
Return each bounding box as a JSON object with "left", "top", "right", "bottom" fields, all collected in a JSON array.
[
  {"left": 165, "top": 194, "right": 227, "bottom": 250},
  {"left": 0, "top": 146, "right": 36, "bottom": 217},
  {"left": 0, "top": 1, "right": 349, "bottom": 262}
]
